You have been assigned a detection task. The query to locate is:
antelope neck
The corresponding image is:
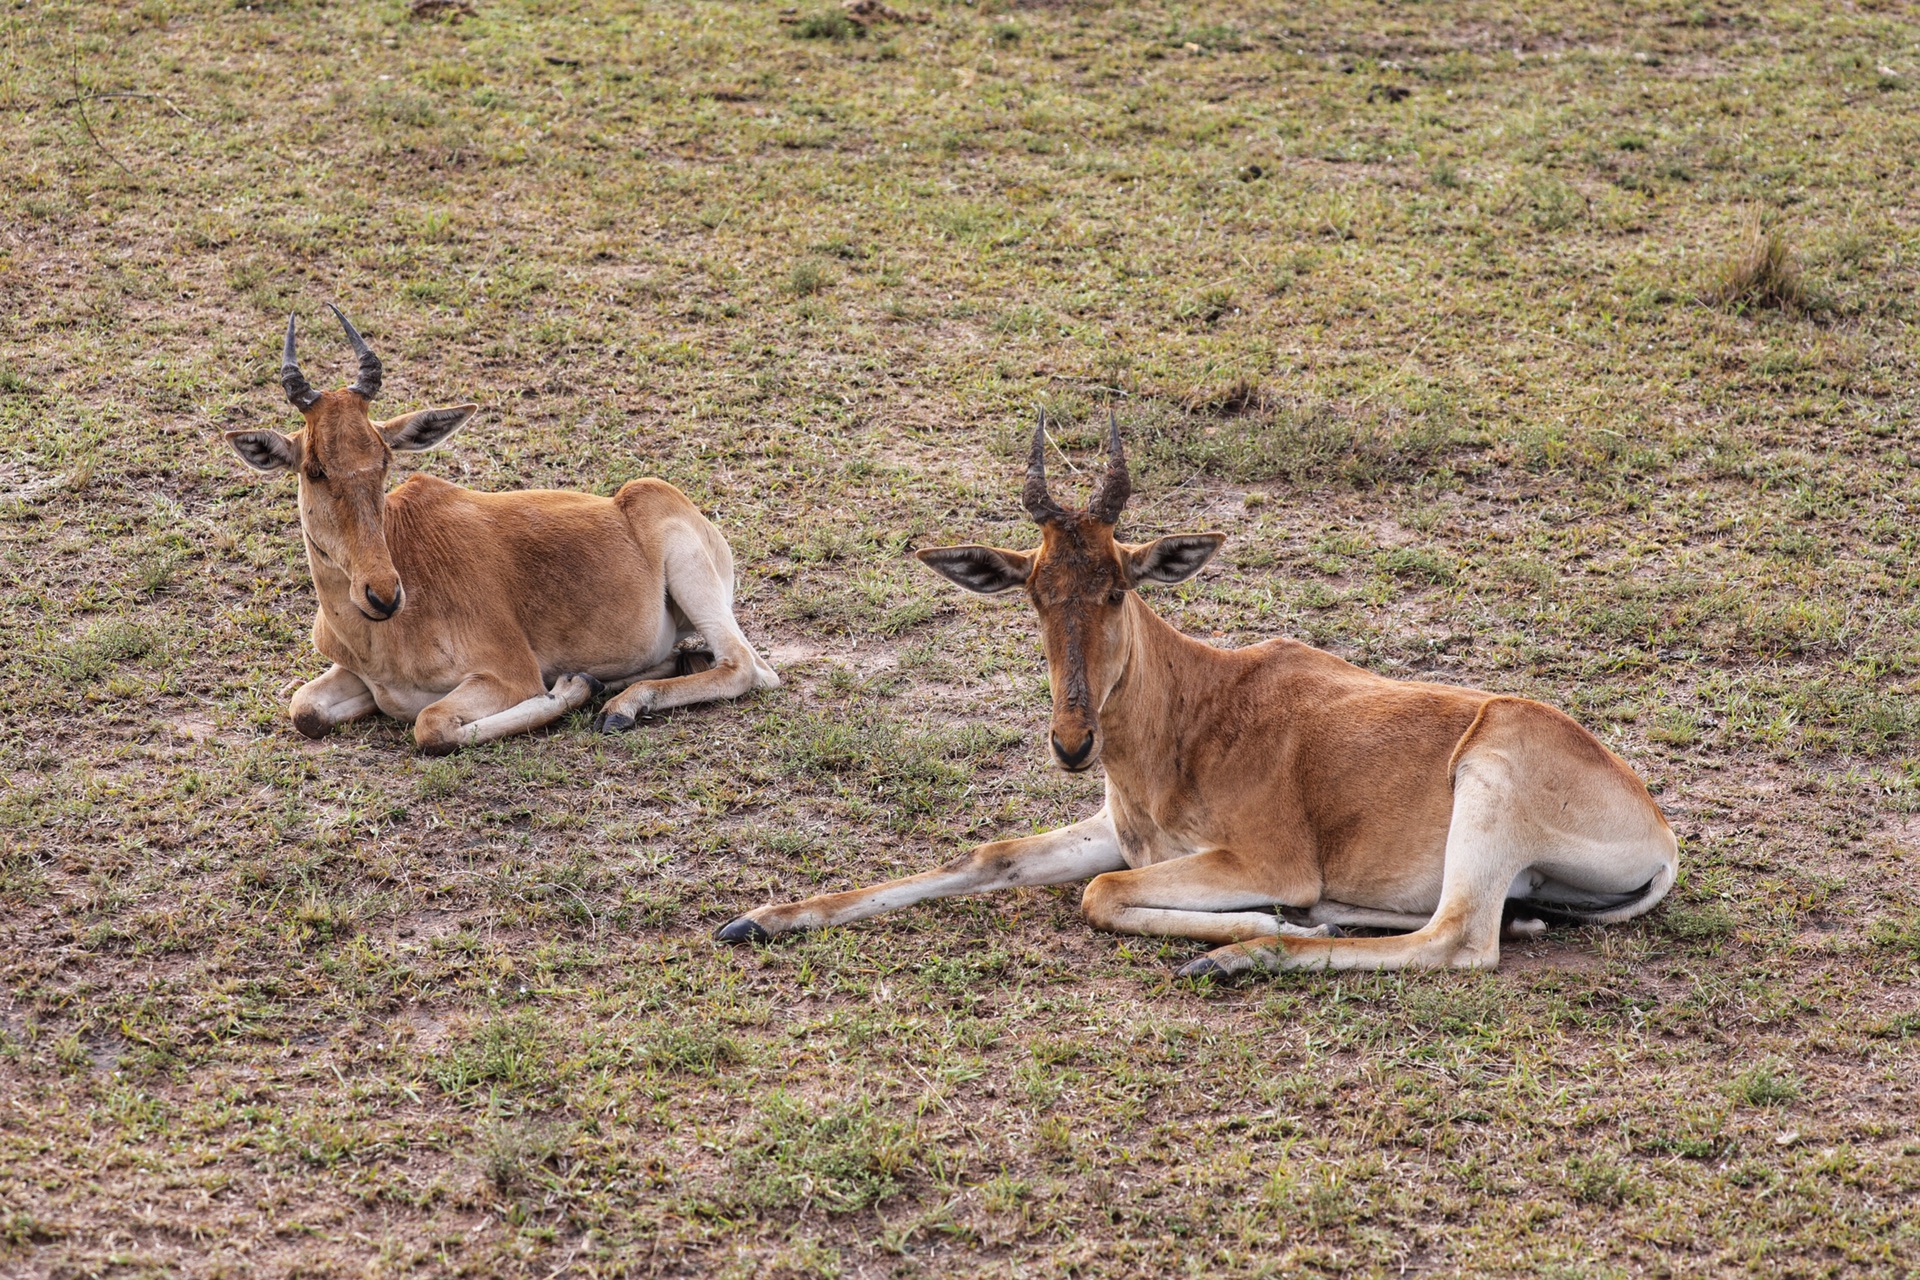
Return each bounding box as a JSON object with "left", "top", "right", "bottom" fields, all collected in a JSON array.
[{"left": 1090, "top": 594, "right": 1193, "bottom": 769}]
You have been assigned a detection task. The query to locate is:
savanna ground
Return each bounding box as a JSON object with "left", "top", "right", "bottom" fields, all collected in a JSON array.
[{"left": 3, "top": 0, "right": 1920, "bottom": 1274}]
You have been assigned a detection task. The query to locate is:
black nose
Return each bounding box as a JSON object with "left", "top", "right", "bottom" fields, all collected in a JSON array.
[
  {"left": 1051, "top": 732, "right": 1095, "bottom": 770},
  {"left": 363, "top": 584, "right": 399, "bottom": 620}
]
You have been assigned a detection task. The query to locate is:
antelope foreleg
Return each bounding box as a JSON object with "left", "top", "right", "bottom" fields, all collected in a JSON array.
[
  {"left": 290, "top": 664, "right": 377, "bottom": 739},
  {"left": 1079, "top": 849, "right": 1334, "bottom": 945},
  {"left": 414, "top": 672, "right": 601, "bottom": 755},
  {"left": 717, "top": 813, "right": 1124, "bottom": 942}
]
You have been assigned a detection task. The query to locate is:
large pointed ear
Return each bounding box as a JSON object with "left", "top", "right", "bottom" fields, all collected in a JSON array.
[
  {"left": 378, "top": 403, "right": 478, "bottom": 452},
  {"left": 1124, "top": 533, "right": 1225, "bottom": 586},
  {"left": 225, "top": 428, "right": 302, "bottom": 473},
  {"left": 914, "top": 544, "right": 1034, "bottom": 595}
]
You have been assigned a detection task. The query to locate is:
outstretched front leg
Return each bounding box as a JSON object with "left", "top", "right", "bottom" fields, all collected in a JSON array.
[
  {"left": 290, "top": 664, "right": 377, "bottom": 739},
  {"left": 716, "top": 813, "right": 1124, "bottom": 942},
  {"left": 413, "top": 671, "right": 604, "bottom": 755}
]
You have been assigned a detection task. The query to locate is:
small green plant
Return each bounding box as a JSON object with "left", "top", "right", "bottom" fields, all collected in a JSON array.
[
  {"left": 0, "top": 1211, "right": 47, "bottom": 1247},
  {"left": 791, "top": 10, "right": 863, "bottom": 40},
  {"left": 979, "top": 1173, "right": 1030, "bottom": 1213},
  {"left": 1868, "top": 910, "right": 1920, "bottom": 957},
  {"left": 1732, "top": 1061, "right": 1801, "bottom": 1107},
  {"left": 431, "top": 1011, "right": 559, "bottom": 1097},
  {"left": 788, "top": 257, "right": 834, "bottom": 296},
  {"left": 1176, "top": 285, "right": 1235, "bottom": 325},
  {"left": 417, "top": 755, "right": 471, "bottom": 799},
  {"left": 1664, "top": 902, "right": 1734, "bottom": 941},
  {"left": 134, "top": 546, "right": 186, "bottom": 597},
  {"left": 1647, "top": 707, "right": 1702, "bottom": 746},
  {"left": 1378, "top": 547, "right": 1458, "bottom": 586},
  {"left": 1523, "top": 175, "right": 1585, "bottom": 230},
  {"left": 632, "top": 1021, "right": 745, "bottom": 1075},
  {"left": 730, "top": 1092, "right": 915, "bottom": 1213},
  {"left": 45, "top": 620, "right": 160, "bottom": 684},
  {"left": 1568, "top": 1156, "right": 1642, "bottom": 1207},
  {"left": 482, "top": 1118, "right": 574, "bottom": 1192}
]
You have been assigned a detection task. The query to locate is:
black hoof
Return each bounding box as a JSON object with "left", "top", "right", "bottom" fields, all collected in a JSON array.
[
  {"left": 596, "top": 712, "right": 635, "bottom": 734},
  {"left": 1178, "top": 955, "right": 1224, "bottom": 980},
  {"left": 715, "top": 916, "right": 772, "bottom": 944},
  {"left": 292, "top": 711, "right": 332, "bottom": 740},
  {"left": 571, "top": 672, "right": 606, "bottom": 697},
  {"left": 1322, "top": 922, "right": 1345, "bottom": 938}
]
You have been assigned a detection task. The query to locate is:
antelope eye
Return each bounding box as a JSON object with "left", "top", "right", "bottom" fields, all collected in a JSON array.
[
  {"left": 1107, "top": 587, "right": 1127, "bottom": 604},
  {"left": 306, "top": 468, "right": 326, "bottom": 483}
]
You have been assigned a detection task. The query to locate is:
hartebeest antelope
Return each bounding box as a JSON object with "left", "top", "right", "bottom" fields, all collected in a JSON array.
[
  {"left": 226, "top": 307, "right": 778, "bottom": 754},
  {"left": 718, "top": 412, "right": 1676, "bottom": 974}
]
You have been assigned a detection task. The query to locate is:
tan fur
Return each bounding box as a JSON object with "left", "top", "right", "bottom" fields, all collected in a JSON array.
[
  {"left": 229, "top": 386, "right": 776, "bottom": 754},
  {"left": 720, "top": 495, "right": 1674, "bottom": 975}
]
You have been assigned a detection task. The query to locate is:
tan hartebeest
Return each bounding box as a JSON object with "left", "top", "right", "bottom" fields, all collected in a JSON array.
[
  {"left": 718, "top": 412, "right": 1676, "bottom": 974},
  {"left": 226, "top": 307, "right": 778, "bottom": 754}
]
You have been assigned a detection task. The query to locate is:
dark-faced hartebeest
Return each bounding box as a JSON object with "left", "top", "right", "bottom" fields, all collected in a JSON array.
[
  {"left": 226, "top": 307, "right": 778, "bottom": 755},
  {"left": 718, "top": 412, "right": 1676, "bottom": 975}
]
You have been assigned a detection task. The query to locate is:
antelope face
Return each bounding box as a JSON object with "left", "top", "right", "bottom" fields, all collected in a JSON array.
[
  {"left": 916, "top": 411, "right": 1222, "bottom": 773},
  {"left": 226, "top": 307, "right": 476, "bottom": 623}
]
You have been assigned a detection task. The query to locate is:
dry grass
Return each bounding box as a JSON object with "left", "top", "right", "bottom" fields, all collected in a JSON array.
[
  {"left": 1708, "top": 216, "right": 1812, "bottom": 313},
  {"left": 4, "top": 0, "right": 1920, "bottom": 1276}
]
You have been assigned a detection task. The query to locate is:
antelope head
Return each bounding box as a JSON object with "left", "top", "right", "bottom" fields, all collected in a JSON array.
[
  {"left": 225, "top": 307, "right": 477, "bottom": 623},
  {"left": 916, "top": 410, "right": 1224, "bottom": 772}
]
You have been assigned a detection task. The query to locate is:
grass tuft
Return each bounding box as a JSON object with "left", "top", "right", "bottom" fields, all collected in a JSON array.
[
  {"left": 1731, "top": 1061, "right": 1802, "bottom": 1107},
  {"left": 1567, "top": 1156, "right": 1643, "bottom": 1207},
  {"left": 729, "top": 1092, "right": 915, "bottom": 1214},
  {"left": 791, "top": 11, "right": 864, "bottom": 40},
  {"left": 1868, "top": 910, "right": 1920, "bottom": 957},
  {"left": 483, "top": 1119, "right": 575, "bottom": 1192},
  {"left": 632, "top": 1020, "right": 745, "bottom": 1075},
  {"left": 788, "top": 257, "right": 835, "bottom": 296},
  {"left": 1708, "top": 218, "right": 1811, "bottom": 312}
]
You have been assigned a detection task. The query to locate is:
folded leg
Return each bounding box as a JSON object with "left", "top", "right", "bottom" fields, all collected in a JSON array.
[
  {"left": 289, "top": 664, "right": 377, "bottom": 739},
  {"left": 1081, "top": 849, "right": 1333, "bottom": 945},
  {"left": 413, "top": 671, "right": 600, "bottom": 755},
  {"left": 597, "top": 527, "right": 776, "bottom": 731}
]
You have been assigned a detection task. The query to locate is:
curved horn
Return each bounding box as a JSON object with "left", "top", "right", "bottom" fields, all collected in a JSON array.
[
  {"left": 1087, "top": 404, "right": 1131, "bottom": 524},
  {"left": 326, "top": 303, "right": 383, "bottom": 401},
  {"left": 1022, "top": 408, "right": 1066, "bottom": 525},
  {"left": 281, "top": 313, "right": 320, "bottom": 411}
]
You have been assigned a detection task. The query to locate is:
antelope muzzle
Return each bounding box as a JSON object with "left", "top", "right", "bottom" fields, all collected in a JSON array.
[
  {"left": 1049, "top": 723, "right": 1099, "bottom": 771},
  {"left": 359, "top": 581, "right": 404, "bottom": 621}
]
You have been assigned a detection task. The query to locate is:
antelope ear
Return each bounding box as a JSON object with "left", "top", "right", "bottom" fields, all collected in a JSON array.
[
  {"left": 378, "top": 403, "right": 477, "bottom": 452},
  {"left": 1125, "top": 533, "right": 1225, "bottom": 586},
  {"left": 225, "top": 428, "right": 302, "bottom": 473},
  {"left": 914, "top": 544, "right": 1034, "bottom": 595}
]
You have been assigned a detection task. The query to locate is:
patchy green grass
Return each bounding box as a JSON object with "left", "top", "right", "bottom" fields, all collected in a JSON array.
[{"left": 4, "top": 0, "right": 1920, "bottom": 1276}]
